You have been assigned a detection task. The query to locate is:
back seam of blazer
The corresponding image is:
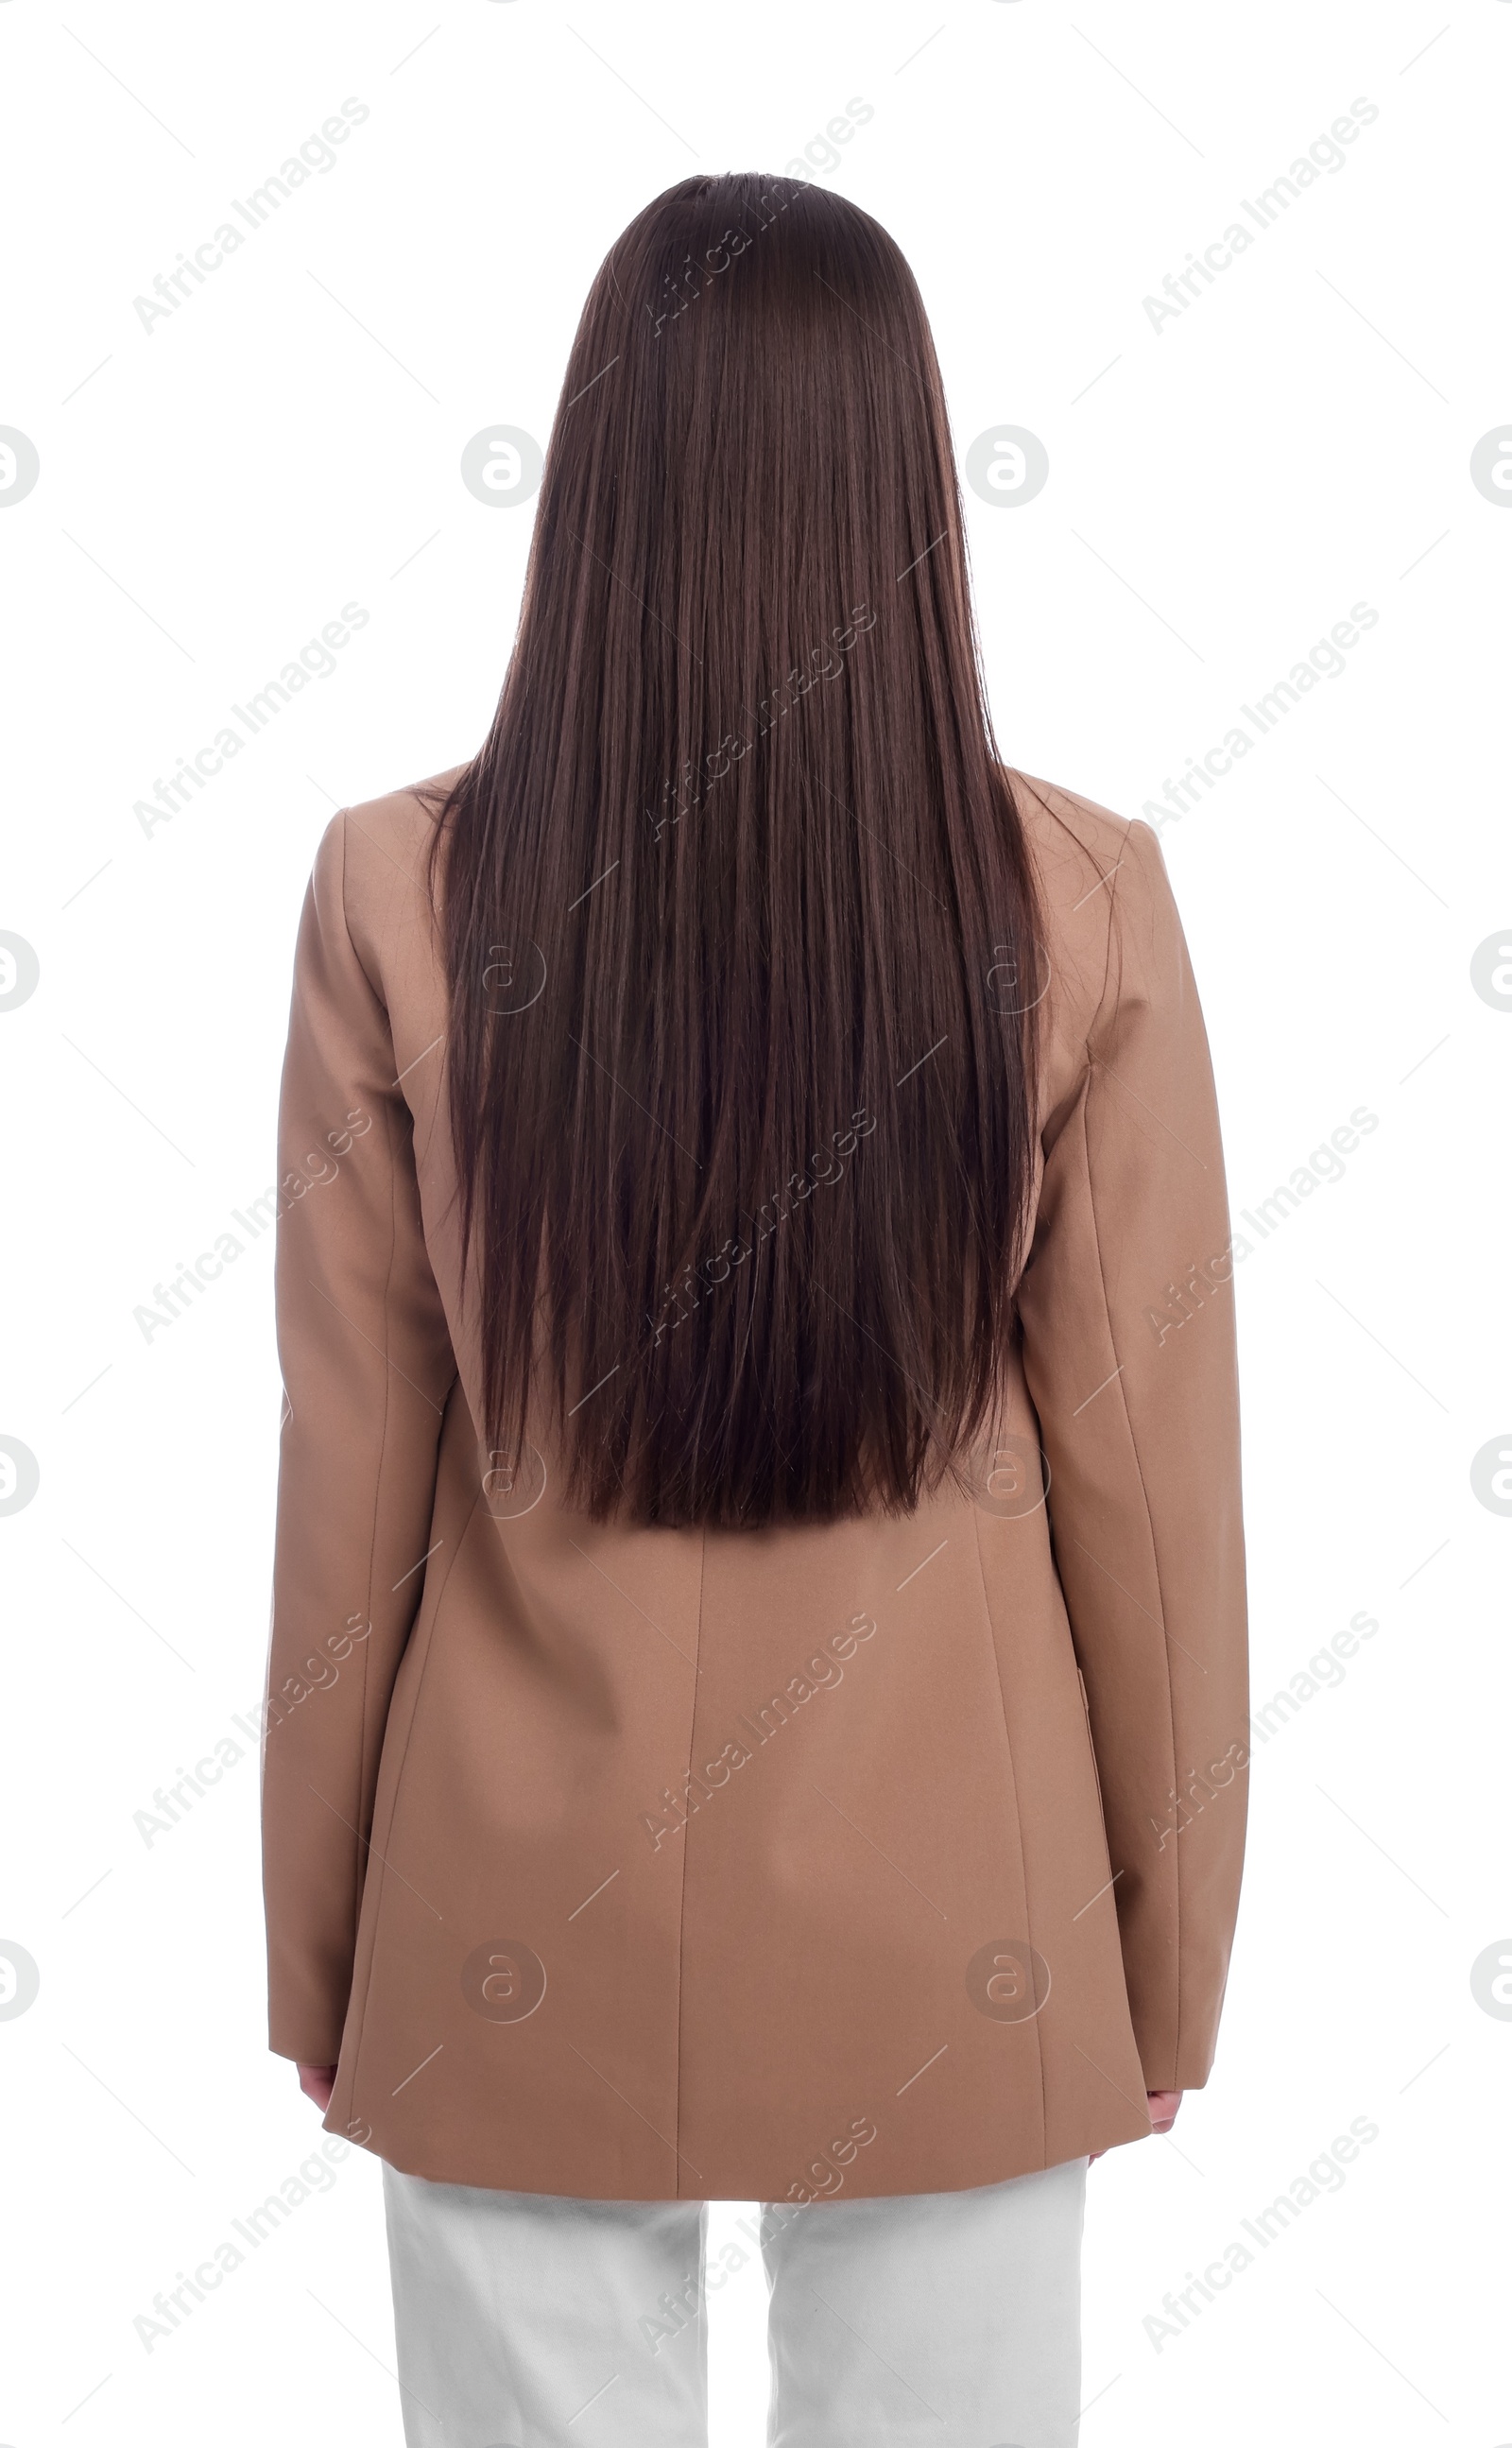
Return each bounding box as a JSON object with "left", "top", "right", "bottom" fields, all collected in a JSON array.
[{"left": 967, "top": 1502, "right": 1048, "bottom": 2168}]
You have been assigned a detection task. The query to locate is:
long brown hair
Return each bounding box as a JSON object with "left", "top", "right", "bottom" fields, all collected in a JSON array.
[{"left": 422, "top": 172, "right": 1043, "bottom": 1530}]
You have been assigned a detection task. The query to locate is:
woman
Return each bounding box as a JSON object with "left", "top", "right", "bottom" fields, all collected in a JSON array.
[{"left": 263, "top": 172, "right": 1247, "bottom": 2446}]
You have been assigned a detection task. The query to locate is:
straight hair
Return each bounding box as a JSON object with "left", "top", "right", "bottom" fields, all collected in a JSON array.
[{"left": 421, "top": 171, "right": 1044, "bottom": 1529}]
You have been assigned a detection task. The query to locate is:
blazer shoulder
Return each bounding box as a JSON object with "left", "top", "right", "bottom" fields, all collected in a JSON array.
[
  {"left": 338, "top": 764, "right": 468, "bottom": 896},
  {"left": 1005, "top": 768, "right": 1141, "bottom": 1053},
  {"left": 1007, "top": 768, "right": 1131, "bottom": 872},
  {"left": 323, "top": 765, "right": 469, "bottom": 990}
]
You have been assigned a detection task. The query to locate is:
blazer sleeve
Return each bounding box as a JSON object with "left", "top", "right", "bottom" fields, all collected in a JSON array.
[
  {"left": 1016, "top": 816, "right": 1248, "bottom": 2093},
  {"left": 262, "top": 812, "right": 458, "bottom": 2066}
]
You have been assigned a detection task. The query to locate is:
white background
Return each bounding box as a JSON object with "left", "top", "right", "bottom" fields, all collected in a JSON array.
[{"left": 2, "top": 0, "right": 1509, "bottom": 2439}]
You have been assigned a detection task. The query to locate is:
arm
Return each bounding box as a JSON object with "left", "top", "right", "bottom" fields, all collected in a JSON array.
[
  {"left": 1016, "top": 817, "right": 1248, "bottom": 2093},
  {"left": 262, "top": 812, "right": 457, "bottom": 2068}
]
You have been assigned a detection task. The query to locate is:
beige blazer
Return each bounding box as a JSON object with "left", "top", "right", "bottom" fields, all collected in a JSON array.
[{"left": 261, "top": 769, "right": 1248, "bottom": 2204}]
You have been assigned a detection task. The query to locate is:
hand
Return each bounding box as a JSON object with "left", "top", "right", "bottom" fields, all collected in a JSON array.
[
  {"left": 298, "top": 2061, "right": 338, "bottom": 2112},
  {"left": 1089, "top": 2091, "right": 1183, "bottom": 2163}
]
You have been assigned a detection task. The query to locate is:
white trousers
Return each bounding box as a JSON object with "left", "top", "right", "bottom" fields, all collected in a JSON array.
[{"left": 383, "top": 2154, "right": 1087, "bottom": 2447}]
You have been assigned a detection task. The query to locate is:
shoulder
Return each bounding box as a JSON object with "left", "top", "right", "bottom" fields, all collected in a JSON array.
[
  {"left": 335, "top": 765, "right": 468, "bottom": 900},
  {"left": 297, "top": 767, "right": 466, "bottom": 1014},
  {"left": 1006, "top": 767, "right": 1170, "bottom": 914},
  {"left": 1005, "top": 769, "right": 1174, "bottom": 1045},
  {"left": 308, "top": 766, "right": 468, "bottom": 984},
  {"left": 1007, "top": 768, "right": 1131, "bottom": 875}
]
